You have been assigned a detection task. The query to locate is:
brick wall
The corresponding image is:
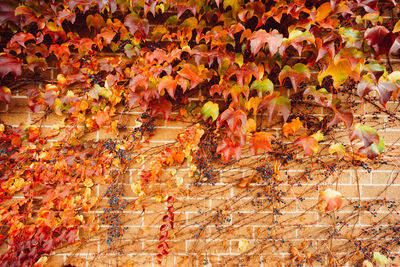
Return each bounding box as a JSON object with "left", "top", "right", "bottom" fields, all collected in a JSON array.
[
  {"left": 2, "top": 71, "right": 400, "bottom": 267},
  {"left": 2, "top": 7, "right": 400, "bottom": 267}
]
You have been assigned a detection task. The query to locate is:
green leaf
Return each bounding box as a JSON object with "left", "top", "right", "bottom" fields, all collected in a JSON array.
[
  {"left": 235, "top": 53, "right": 243, "bottom": 67},
  {"left": 250, "top": 78, "right": 274, "bottom": 96},
  {"left": 201, "top": 101, "right": 219, "bottom": 121}
]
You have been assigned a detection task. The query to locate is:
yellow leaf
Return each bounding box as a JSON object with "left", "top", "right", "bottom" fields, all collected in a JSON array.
[
  {"left": 311, "top": 130, "right": 324, "bottom": 142},
  {"left": 33, "top": 256, "right": 48, "bottom": 267},
  {"left": 131, "top": 181, "right": 144, "bottom": 197},
  {"left": 245, "top": 118, "right": 257, "bottom": 133},
  {"left": 239, "top": 239, "right": 249, "bottom": 252},
  {"left": 75, "top": 215, "right": 84, "bottom": 223},
  {"left": 84, "top": 178, "right": 94, "bottom": 188},
  {"left": 318, "top": 59, "right": 360, "bottom": 88},
  {"left": 394, "top": 20, "right": 400, "bottom": 33},
  {"left": 246, "top": 97, "right": 261, "bottom": 115},
  {"left": 329, "top": 143, "right": 346, "bottom": 157}
]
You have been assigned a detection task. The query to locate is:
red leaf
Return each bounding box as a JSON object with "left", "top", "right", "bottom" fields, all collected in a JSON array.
[
  {"left": 216, "top": 138, "right": 242, "bottom": 163},
  {"left": 66, "top": 229, "right": 78, "bottom": 243},
  {"left": 227, "top": 62, "right": 259, "bottom": 87},
  {"left": 162, "top": 215, "right": 170, "bottom": 222},
  {"left": 49, "top": 43, "right": 70, "bottom": 60},
  {"left": 0, "top": 2, "right": 17, "bottom": 25},
  {"left": 0, "top": 86, "right": 11, "bottom": 104},
  {"left": 258, "top": 93, "right": 291, "bottom": 123},
  {"left": 178, "top": 64, "right": 205, "bottom": 89},
  {"left": 357, "top": 76, "right": 397, "bottom": 106},
  {"left": 97, "top": 26, "right": 116, "bottom": 45},
  {"left": 249, "top": 29, "right": 283, "bottom": 55},
  {"left": 0, "top": 53, "right": 22, "bottom": 78},
  {"left": 8, "top": 32, "right": 35, "bottom": 48},
  {"left": 160, "top": 224, "right": 168, "bottom": 231},
  {"left": 217, "top": 107, "right": 247, "bottom": 132},
  {"left": 56, "top": 9, "right": 76, "bottom": 27},
  {"left": 278, "top": 63, "right": 310, "bottom": 92},
  {"left": 249, "top": 132, "right": 275, "bottom": 154},
  {"left": 318, "top": 188, "right": 342, "bottom": 212},
  {"left": 149, "top": 98, "right": 172, "bottom": 120},
  {"left": 293, "top": 136, "right": 319, "bottom": 156},
  {"left": 327, "top": 108, "right": 353, "bottom": 129},
  {"left": 364, "top": 26, "right": 395, "bottom": 56},
  {"left": 349, "top": 123, "right": 379, "bottom": 148},
  {"left": 124, "top": 14, "right": 149, "bottom": 38}
]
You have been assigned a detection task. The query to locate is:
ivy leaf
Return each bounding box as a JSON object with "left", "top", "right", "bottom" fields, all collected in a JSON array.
[
  {"left": 318, "top": 188, "right": 343, "bottom": 212},
  {"left": 227, "top": 62, "right": 259, "bottom": 87},
  {"left": 373, "top": 252, "right": 389, "bottom": 265},
  {"left": 149, "top": 97, "right": 172, "bottom": 120},
  {"left": 350, "top": 123, "right": 379, "bottom": 148},
  {"left": 97, "top": 26, "right": 116, "bottom": 45},
  {"left": 0, "top": 2, "right": 17, "bottom": 25},
  {"left": 8, "top": 32, "right": 35, "bottom": 48},
  {"left": 246, "top": 97, "right": 261, "bottom": 115},
  {"left": 178, "top": 63, "right": 205, "bottom": 89},
  {"left": 158, "top": 76, "right": 178, "bottom": 99},
  {"left": 249, "top": 132, "right": 275, "bottom": 154},
  {"left": 359, "top": 137, "right": 385, "bottom": 159},
  {"left": 217, "top": 138, "right": 241, "bottom": 162},
  {"left": 124, "top": 14, "right": 149, "bottom": 37},
  {"left": 201, "top": 101, "right": 219, "bottom": 122},
  {"left": 238, "top": 239, "right": 249, "bottom": 253},
  {"left": 217, "top": 107, "right": 247, "bottom": 132},
  {"left": 249, "top": 29, "right": 283, "bottom": 55},
  {"left": 223, "top": 0, "right": 241, "bottom": 16},
  {"left": 282, "top": 117, "right": 302, "bottom": 137},
  {"left": 293, "top": 136, "right": 319, "bottom": 156},
  {"left": 329, "top": 143, "right": 346, "bottom": 157},
  {"left": 0, "top": 53, "right": 22, "bottom": 78},
  {"left": 258, "top": 93, "right": 291, "bottom": 123},
  {"left": 327, "top": 108, "right": 353, "bottom": 129},
  {"left": 318, "top": 59, "right": 360, "bottom": 89},
  {"left": 278, "top": 63, "right": 310, "bottom": 91},
  {"left": 357, "top": 74, "right": 397, "bottom": 106},
  {"left": 86, "top": 13, "right": 105, "bottom": 31},
  {"left": 364, "top": 26, "right": 395, "bottom": 56},
  {"left": 250, "top": 78, "right": 274, "bottom": 96},
  {"left": 96, "top": 108, "right": 111, "bottom": 127},
  {"left": 56, "top": 9, "right": 76, "bottom": 27},
  {"left": 282, "top": 29, "right": 315, "bottom": 56},
  {"left": 0, "top": 86, "right": 11, "bottom": 104},
  {"left": 303, "top": 86, "right": 332, "bottom": 107},
  {"left": 394, "top": 20, "right": 400, "bottom": 33}
]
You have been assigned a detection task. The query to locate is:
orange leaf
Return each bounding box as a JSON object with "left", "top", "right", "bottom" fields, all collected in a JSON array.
[
  {"left": 293, "top": 136, "right": 319, "bottom": 156},
  {"left": 249, "top": 132, "right": 275, "bottom": 154},
  {"left": 282, "top": 117, "right": 302, "bottom": 137},
  {"left": 172, "top": 151, "right": 185, "bottom": 164},
  {"left": 318, "top": 188, "right": 343, "bottom": 212}
]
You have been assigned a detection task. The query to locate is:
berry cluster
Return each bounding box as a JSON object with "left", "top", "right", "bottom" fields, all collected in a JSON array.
[
  {"left": 255, "top": 163, "right": 286, "bottom": 207},
  {"left": 101, "top": 183, "right": 128, "bottom": 253},
  {"left": 144, "top": 41, "right": 161, "bottom": 52},
  {"left": 125, "top": 111, "right": 155, "bottom": 142},
  {"left": 88, "top": 72, "right": 102, "bottom": 85}
]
